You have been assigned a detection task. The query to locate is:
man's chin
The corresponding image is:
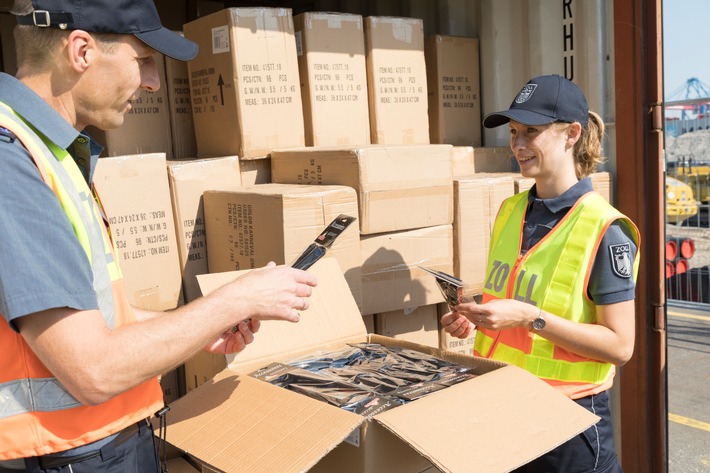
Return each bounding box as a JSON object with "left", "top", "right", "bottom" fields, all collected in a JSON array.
[{"left": 98, "top": 115, "right": 126, "bottom": 130}]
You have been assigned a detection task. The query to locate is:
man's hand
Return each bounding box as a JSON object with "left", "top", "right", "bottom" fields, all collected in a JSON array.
[
  {"left": 204, "top": 319, "right": 261, "bottom": 354},
  {"left": 220, "top": 261, "right": 318, "bottom": 323}
]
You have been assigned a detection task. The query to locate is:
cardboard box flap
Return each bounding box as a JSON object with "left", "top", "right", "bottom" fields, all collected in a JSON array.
[
  {"left": 372, "top": 365, "right": 600, "bottom": 473},
  {"left": 163, "top": 369, "right": 364, "bottom": 473},
  {"left": 196, "top": 258, "right": 367, "bottom": 372}
]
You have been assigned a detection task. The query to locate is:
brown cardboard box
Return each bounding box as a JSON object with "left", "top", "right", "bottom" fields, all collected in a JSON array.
[
  {"left": 87, "top": 55, "right": 172, "bottom": 158},
  {"left": 591, "top": 171, "right": 612, "bottom": 202},
  {"left": 475, "top": 172, "right": 535, "bottom": 194},
  {"left": 203, "top": 183, "right": 362, "bottom": 309},
  {"left": 94, "top": 153, "right": 183, "bottom": 310},
  {"left": 183, "top": 351, "right": 227, "bottom": 393},
  {"left": 453, "top": 175, "right": 515, "bottom": 294},
  {"left": 160, "top": 258, "right": 598, "bottom": 473},
  {"left": 375, "top": 304, "right": 439, "bottom": 348},
  {"left": 513, "top": 174, "right": 535, "bottom": 193},
  {"left": 473, "top": 146, "right": 518, "bottom": 173},
  {"left": 451, "top": 145, "right": 475, "bottom": 178},
  {"left": 165, "top": 53, "right": 198, "bottom": 159},
  {"left": 294, "top": 12, "right": 370, "bottom": 147},
  {"left": 166, "top": 157, "right": 242, "bottom": 303},
  {"left": 239, "top": 157, "right": 271, "bottom": 185},
  {"left": 362, "top": 313, "right": 375, "bottom": 333},
  {"left": 271, "top": 144, "right": 453, "bottom": 235},
  {"left": 425, "top": 35, "right": 481, "bottom": 146},
  {"left": 165, "top": 456, "right": 201, "bottom": 473},
  {"left": 360, "top": 225, "right": 452, "bottom": 315},
  {"left": 365, "top": 16, "right": 429, "bottom": 145},
  {"left": 183, "top": 8, "right": 305, "bottom": 158}
]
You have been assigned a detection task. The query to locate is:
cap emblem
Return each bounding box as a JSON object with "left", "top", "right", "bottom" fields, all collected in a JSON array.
[{"left": 515, "top": 84, "right": 537, "bottom": 104}]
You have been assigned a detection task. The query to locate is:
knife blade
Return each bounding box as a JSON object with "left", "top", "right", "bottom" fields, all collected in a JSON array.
[
  {"left": 290, "top": 214, "right": 357, "bottom": 270},
  {"left": 230, "top": 214, "right": 357, "bottom": 333}
]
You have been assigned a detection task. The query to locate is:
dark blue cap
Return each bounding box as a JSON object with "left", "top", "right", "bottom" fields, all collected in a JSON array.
[
  {"left": 16, "top": 0, "right": 198, "bottom": 61},
  {"left": 483, "top": 74, "right": 589, "bottom": 128}
]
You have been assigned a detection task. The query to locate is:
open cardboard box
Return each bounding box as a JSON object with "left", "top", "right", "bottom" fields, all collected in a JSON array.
[{"left": 159, "top": 258, "right": 598, "bottom": 473}]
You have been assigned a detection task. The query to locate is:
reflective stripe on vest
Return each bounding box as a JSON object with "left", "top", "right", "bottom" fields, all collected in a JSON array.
[
  {"left": 0, "top": 379, "right": 82, "bottom": 418},
  {"left": 0, "top": 102, "right": 162, "bottom": 461},
  {"left": 475, "top": 190, "right": 640, "bottom": 391}
]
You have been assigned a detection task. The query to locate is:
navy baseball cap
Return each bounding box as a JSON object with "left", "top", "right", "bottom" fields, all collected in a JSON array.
[
  {"left": 483, "top": 74, "right": 588, "bottom": 128},
  {"left": 16, "top": 0, "right": 198, "bottom": 61}
]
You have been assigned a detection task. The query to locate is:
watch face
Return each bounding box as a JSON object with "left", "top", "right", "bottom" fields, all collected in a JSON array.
[{"left": 533, "top": 317, "right": 546, "bottom": 330}]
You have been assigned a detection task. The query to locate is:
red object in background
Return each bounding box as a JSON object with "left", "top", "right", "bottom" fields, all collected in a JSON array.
[
  {"left": 665, "top": 237, "right": 694, "bottom": 261},
  {"left": 665, "top": 261, "right": 675, "bottom": 278},
  {"left": 679, "top": 238, "right": 695, "bottom": 259},
  {"left": 665, "top": 239, "right": 678, "bottom": 261}
]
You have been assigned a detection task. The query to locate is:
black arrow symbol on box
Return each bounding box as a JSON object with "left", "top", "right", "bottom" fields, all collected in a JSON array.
[{"left": 217, "top": 74, "right": 225, "bottom": 106}]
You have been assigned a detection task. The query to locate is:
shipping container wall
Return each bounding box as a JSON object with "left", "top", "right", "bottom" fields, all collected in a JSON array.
[
  {"left": 313, "top": 0, "right": 617, "bottom": 195},
  {"left": 477, "top": 1, "right": 615, "bottom": 167}
]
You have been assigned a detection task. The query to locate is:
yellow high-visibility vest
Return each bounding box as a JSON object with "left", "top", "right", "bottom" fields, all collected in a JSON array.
[
  {"left": 0, "top": 103, "right": 163, "bottom": 460},
  {"left": 475, "top": 190, "right": 640, "bottom": 399}
]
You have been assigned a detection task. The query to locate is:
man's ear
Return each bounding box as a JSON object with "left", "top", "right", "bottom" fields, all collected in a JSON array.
[{"left": 65, "top": 30, "right": 96, "bottom": 73}]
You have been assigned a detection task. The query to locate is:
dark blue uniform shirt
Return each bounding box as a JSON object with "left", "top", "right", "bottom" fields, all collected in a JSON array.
[
  {"left": 521, "top": 178, "right": 638, "bottom": 305},
  {"left": 0, "top": 73, "right": 103, "bottom": 330}
]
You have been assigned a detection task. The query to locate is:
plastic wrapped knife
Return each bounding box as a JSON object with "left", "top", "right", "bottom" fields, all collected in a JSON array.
[
  {"left": 417, "top": 266, "right": 479, "bottom": 308},
  {"left": 291, "top": 214, "right": 357, "bottom": 270}
]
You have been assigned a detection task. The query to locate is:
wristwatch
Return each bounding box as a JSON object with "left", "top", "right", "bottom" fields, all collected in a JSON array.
[{"left": 532, "top": 309, "right": 546, "bottom": 331}]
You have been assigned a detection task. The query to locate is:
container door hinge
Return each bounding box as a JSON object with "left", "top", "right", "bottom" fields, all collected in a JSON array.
[
  {"left": 653, "top": 304, "right": 665, "bottom": 331},
  {"left": 650, "top": 103, "right": 663, "bottom": 131}
]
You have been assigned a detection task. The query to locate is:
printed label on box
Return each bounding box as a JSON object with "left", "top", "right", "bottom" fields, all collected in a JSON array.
[{"left": 211, "top": 25, "right": 230, "bottom": 54}]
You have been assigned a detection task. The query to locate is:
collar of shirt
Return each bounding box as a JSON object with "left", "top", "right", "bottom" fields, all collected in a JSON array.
[
  {"left": 527, "top": 177, "right": 594, "bottom": 213},
  {"left": 0, "top": 73, "right": 103, "bottom": 185}
]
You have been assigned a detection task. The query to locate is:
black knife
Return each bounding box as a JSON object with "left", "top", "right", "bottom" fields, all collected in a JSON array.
[
  {"left": 290, "top": 214, "right": 357, "bottom": 270},
  {"left": 231, "top": 214, "right": 357, "bottom": 333}
]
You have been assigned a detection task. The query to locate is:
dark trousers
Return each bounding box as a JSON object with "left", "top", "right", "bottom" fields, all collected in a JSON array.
[
  {"left": 513, "top": 390, "right": 623, "bottom": 473},
  {"left": 0, "top": 421, "right": 159, "bottom": 473}
]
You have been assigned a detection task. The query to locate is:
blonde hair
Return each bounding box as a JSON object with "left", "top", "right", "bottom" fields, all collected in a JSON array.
[{"left": 555, "top": 111, "right": 606, "bottom": 179}]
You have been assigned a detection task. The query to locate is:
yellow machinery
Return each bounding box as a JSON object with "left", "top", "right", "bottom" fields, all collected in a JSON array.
[
  {"left": 665, "top": 175, "right": 699, "bottom": 224},
  {"left": 667, "top": 157, "right": 710, "bottom": 225},
  {"left": 670, "top": 157, "right": 710, "bottom": 204}
]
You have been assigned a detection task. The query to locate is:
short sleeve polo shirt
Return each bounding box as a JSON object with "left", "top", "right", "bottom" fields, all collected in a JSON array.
[
  {"left": 521, "top": 177, "right": 638, "bottom": 305},
  {"left": 0, "top": 73, "right": 101, "bottom": 330}
]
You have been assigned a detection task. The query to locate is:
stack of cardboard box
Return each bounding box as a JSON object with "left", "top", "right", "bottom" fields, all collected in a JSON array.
[{"left": 0, "top": 4, "right": 618, "bottom": 470}]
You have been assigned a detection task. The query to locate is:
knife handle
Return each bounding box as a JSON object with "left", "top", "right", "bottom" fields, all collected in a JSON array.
[{"left": 291, "top": 244, "right": 326, "bottom": 271}]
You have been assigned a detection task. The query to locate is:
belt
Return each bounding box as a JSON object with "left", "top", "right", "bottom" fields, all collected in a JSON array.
[{"left": 36, "top": 420, "right": 145, "bottom": 469}]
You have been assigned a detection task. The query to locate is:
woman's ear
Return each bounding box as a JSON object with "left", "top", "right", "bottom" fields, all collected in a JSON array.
[{"left": 567, "top": 122, "right": 582, "bottom": 146}]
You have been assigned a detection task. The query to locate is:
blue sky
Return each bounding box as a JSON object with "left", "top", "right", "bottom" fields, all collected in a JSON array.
[{"left": 663, "top": 0, "right": 710, "bottom": 100}]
